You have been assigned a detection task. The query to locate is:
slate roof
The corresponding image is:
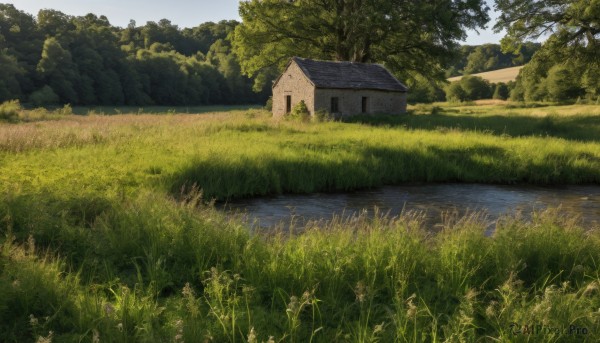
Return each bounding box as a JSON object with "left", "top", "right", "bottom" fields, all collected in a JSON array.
[{"left": 291, "top": 57, "right": 407, "bottom": 92}]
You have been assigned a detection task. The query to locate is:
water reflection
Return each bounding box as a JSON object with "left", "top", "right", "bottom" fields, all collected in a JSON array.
[{"left": 221, "top": 184, "right": 600, "bottom": 230}]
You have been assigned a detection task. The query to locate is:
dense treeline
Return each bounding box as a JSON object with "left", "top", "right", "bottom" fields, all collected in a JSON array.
[{"left": 0, "top": 4, "right": 270, "bottom": 106}]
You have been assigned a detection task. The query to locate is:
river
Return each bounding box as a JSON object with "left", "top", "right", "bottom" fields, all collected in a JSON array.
[{"left": 221, "top": 184, "right": 600, "bottom": 231}]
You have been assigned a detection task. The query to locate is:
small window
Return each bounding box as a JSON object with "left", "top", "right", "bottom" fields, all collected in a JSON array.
[
  {"left": 362, "top": 97, "right": 368, "bottom": 113},
  {"left": 285, "top": 95, "right": 292, "bottom": 113},
  {"left": 331, "top": 97, "right": 339, "bottom": 113}
]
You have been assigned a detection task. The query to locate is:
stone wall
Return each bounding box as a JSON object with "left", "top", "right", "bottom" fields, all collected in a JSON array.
[
  {"left": 314, "top": 88, "right": 407, "bottom": 116},
  {"left": 273, "top": 60, "right": 407, "bottom": 117},
  {"left": 272, "top": 62, "right": 315, "bottom": 117}
]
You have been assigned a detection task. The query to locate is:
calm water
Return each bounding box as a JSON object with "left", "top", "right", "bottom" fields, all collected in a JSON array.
[{"left": 222, "top": 184, "right": 600, "bottom": 230}]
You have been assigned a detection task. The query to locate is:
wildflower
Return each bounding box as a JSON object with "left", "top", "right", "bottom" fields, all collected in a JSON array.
[
  {"left": 182, "top": 282, "right": 195, "bottom": 298},
  {"left": 29, "top": 314, "right": 38, "bottom": 326},
  {"left": 35, "top": 331, "right": 53, "bottom": 343},
  {"left": 583, "top": 281, "right": 599, "bottom": 297},
  {"left": 485, "top": 301, "right": 498, "bottom": 318},
  {"left": 354, "top": 281, "right": 367, "bottom": 303},
  {"left": 92, "top": 329, "right": 100, "bottom": 343},
  {"left": 174, "top": 319, "right": 184, "bottom": 343},
  {"left": 287, "top": 296, "right": 299, "bottom": 314},
  {"left": 103, "top": 303, "right": 115, "bottom": 316},
  {"left": 406, "top": 294, "right": 417, "bottom": 319},
  {"left": 465, "top": 288, "right": 478, "bottom": 302},
  {"left": 266, "top": 336, "right": 275, "bottom": 343},
  {"left": 247, "top": 327, "right": 257, "bottom": 343},
  {"left": 373, "top": 322, "right": 385, "bottom": 335},
  {"left": 117, "top": 323, "right": 123, "bottom": 332}
]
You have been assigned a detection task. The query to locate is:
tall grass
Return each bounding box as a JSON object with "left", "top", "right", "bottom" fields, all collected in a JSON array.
[
  {"left": 1, "top": 106, "right": 600, "bottom": 200},
  {"left": 0, "top": 192, "right": 598, "bottom": 342},
  {"left": 0, "top": 103, "right": 599, "bottom": 341}
]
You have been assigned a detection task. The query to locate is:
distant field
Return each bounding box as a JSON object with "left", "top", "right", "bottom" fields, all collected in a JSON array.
[{"left": 448, "top": 65, "right": 524, "bottom": 83}]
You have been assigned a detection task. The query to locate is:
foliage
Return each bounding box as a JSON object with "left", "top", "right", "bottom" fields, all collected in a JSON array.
[
  {"left": 546, "top": 65, "right": 585, "bottom": 102},
  {"left": 0, "top": 99, "right": 21, "bottom": 121},
  {"left": 233, "top": 0, "right": 490, "bottom": 89},
  {"left": 264, "top": 96, "right": 272, "bottom": 111},
  {"left": 493, "top": 83, "right": 510, "bottom": 100},
  {"left": 0, "top": 4, "right": 269, "bottom": 106},
  {"left": 496, "top": 0, "right": 600, "bottom": 103},
  {"left": 288, "top": 100, "right": 310, "bottom": 121},
  {"left": 445, "top": 82, "right": 468, "bottom": 102},
  {"left": 1, "top": 105, "right": 600, "bottom": 340},
  {"left": 445, "top": 76, "right": 493, "bottom": 102},
  {"left": 406, "top": 74, "right": 445, "bottom": 104},
  {"left": 29, "top": 85, "right": 60, "bottom": 106}
]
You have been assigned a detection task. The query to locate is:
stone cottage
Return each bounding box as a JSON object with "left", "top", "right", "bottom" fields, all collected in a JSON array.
[{"left": 272, "top": 57, "right": 408, "bottom": 117}]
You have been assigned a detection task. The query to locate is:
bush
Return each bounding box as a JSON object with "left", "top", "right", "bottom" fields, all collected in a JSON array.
[
  {"left": 492, "top": 83, "right": 509, "bottom": 100},
  {"left": 313, "top": 109, "right": 333, "bottom": 122},
  {"left": 288, "top": 100, "right": 310, "bottom": 121},
  {"left": 446, "top": 82, "right": 467, "bottom": 102},
  {"left": 29, "top": 85, "right": 59, "bottom": 106},
  {"left": 0, "top": 99, "right": 21, "bottom": 121},
  {"left": 546, "top": 65, "right": 584, "bottom": 102},
  {"left": 264, "top": 96, "right": 273, "bottom": 111},
  {"left": 57, "top": 103, "right": 73, "bottom": 115},
  {"left": 460, "top": 75, "right": 492, "bottom": 100}
]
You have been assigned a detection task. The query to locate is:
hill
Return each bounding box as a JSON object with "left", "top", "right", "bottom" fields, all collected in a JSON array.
[{"left": 447, "top": 66, "right": 524, "bottom": 83}]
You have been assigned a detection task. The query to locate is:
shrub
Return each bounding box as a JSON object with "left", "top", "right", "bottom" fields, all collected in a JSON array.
[
  {"left": 546, "top": 65, "right": 585, "bottom": 102},
  {"left": 288, "top": 100, "right": 310, "bottom": 121},
  {"left": 264, "top": 96, "right": 273, "bottom": 111},
  {"left": 29, "top": 85, "right": 59, "bottom": 106},
  {"left": 460, "top": 75, "right": 493, "bottom": 100},
  {"left": 445, "top": 82, "right": 467, "bottom": 102},
  {"left": 492, "top": 83, "right": 509, "bottom": 100},
  {"left": 0, "top": 99, "right": 21, "bottom": 121},
  {"left": 313, "top": 109, "right": 333, "bottom": 122},
  {"left": 57, "top": 103, "right": 73, "bottom": 115}
]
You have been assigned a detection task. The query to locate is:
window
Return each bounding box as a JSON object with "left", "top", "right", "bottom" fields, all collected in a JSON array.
[
  {"left": 362, "top": 97, "right": 368, "bottom": 113},
  {"left": 285, "top": 95, "right": 291, "bottom": 113},
  {"left": 331, "top": 97, "right": 339, "bottom": 113}
]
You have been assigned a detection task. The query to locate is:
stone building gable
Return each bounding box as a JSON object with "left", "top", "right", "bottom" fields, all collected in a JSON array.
[
  {"left": 272, "top": 57, "right": 407, "bottom": 117},
  {"left": 272, "top": 59, "right": 316, "bottom": 117}
]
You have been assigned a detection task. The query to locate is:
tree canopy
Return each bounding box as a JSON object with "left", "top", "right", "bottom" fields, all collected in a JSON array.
[
  {"left": 233, "top": 0, "right": 490, "bottom": 89},
  {"left": 495, "top": 0, "right": 599, "bottom": 63},
  {"left": 495, "top": 0, "right": 600, "bottom": 102},
  {"left": 0, "top": 4, "right": 270, "bottom": 106}
]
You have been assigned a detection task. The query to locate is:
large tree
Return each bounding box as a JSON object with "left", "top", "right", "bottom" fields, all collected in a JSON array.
[
  {"left": 496, "top": 0, "right": 599, "bottom": 101},
  {"left": 232, "top": 0, "right": 490, "bottom": 89},
  {"left": 494, "top": 0, "right": 599, "bottom": 62}
]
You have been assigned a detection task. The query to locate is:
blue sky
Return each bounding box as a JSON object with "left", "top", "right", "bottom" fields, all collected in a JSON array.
[{"left": 6, "top": 0, "right": 504, "bottom": 45}]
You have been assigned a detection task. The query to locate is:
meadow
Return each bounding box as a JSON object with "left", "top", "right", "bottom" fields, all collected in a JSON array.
[{"left": 1, "top": 102, "right": 600, "bottom": 342}]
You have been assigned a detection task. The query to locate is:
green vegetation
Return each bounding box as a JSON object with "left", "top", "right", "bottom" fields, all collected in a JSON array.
[
  {"left": 445, "top": 42, "right": 540, "bottom": 77},
  {"left": 495, "top": 0, "right": 600, "bottom": 102},
  {"left": 1, "top": 104, "right": 600, "bottom": 341},
  {"left": 0, "top": 4, "right": 269, "bottom": 106},
  {"left": 233, "top": 0, "right": 489, "bottom": 89}
]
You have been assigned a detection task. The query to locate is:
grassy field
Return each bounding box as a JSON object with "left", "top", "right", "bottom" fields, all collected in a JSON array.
[
  {"left": 1, "top": 103, "right": 599, "bottom": 342},
  {"left": 447, "top": 66, "right": 524, "bottom": 83}
]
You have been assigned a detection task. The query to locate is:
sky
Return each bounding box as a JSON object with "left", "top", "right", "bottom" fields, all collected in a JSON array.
[{"left": 6, "top": 0, "right": 504, "bottom": 46}]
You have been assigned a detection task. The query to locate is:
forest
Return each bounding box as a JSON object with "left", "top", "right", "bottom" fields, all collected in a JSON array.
[
  {"left": 0, "top": 4, "right": 270, "bottom": 106},
  {"left": 2, "top": 1, "right": 599, "bottom": 107}
]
